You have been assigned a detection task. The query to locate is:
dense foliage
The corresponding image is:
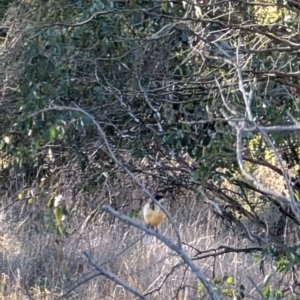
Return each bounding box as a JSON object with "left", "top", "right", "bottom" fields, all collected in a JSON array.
[{"left": 1, "top": 0, "right": 300, "bottom": 298}]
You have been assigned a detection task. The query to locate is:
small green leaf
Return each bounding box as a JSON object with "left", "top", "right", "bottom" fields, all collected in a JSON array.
[
  {"left": 161, "top": 1, "right": 168, "bottom": 12},
  {"left": 274, "top": 289, "right": 283, "bottom": 298},
  {"left": 47, "top": 197, "right": 54, "bottom": 208},
  {"left": 54, "top": 207, "right": 63, "bottom": 224},
  {"left": 226, "top": 276, "right": 234, "bottom": 285},
  {"left": 129, "top": 209, "right": 139, "bottom": 218},
  {"left": 56, "top": 225, "right": 64, "bottom": 236},
  {"left": 49, "top": 126, "right": 57, "bottom": 140},
  {"left": 263, "top": 285, "right": 271, "bottom": 298},
  {"left": 198, "top": 282, "right": 204, "bottom": 292}
]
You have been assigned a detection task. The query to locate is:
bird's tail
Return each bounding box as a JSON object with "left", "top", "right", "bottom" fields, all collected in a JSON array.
[
  {"left": 144, "top": 226, "right": 159, "bottom": 245},
  {"left": 144, "top": 225, "right": 159, "bottom": 246},
  {"left": 144, "top": 234, "right": 154, "bottom": 245}
]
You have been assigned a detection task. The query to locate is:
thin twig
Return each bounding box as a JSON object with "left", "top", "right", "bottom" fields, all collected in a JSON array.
[
  {"left": 247, "top": 276, "right": 264, "bottom": 299},
  {"left": 83, "top": 251, "right": 148, "bottom": 300}
]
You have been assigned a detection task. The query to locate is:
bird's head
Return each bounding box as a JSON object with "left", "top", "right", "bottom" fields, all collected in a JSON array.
[
  {"left": 154, "top": 195, "right": 167, "bottom": 203},
  {"left": 149, "top": 195, "right": 167, "bottom": 209}
]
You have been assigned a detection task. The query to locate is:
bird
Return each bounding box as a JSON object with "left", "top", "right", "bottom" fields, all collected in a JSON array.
[{"left": 142, "top": 195, "right": 167, "bottom": 245}]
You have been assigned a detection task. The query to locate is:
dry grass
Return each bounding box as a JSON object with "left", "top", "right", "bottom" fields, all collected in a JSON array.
[{"left": 0, "top": 195, "right": 283, "bottom": 300}]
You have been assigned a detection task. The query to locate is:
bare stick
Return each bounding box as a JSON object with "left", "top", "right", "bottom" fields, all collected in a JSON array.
[
  {"left": 83, "top": 251, "right": 148, "bottom": 300},
  {"left": 236, "top": 126, "right": 290, "bottom": 205},
  {"left": 103, "top": 205, "right": 221, "bottom": 300}
]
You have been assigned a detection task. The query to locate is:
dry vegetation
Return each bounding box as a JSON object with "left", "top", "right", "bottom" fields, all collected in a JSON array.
[
  {"left": 1, "top": 1, "right": 300, "bottom": 299},
  {"left": 0, "top": 194, "right": 278, "bottom": 300}
]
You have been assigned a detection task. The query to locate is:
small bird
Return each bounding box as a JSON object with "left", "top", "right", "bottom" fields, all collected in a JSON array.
[{"left": 142, "top": 195, "right": 167, "bottom": 245}]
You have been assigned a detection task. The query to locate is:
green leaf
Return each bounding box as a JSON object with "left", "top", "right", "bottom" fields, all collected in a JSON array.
[
  {"left": 56, "top": 225, "right": 64, "bottom": 236},
  {"left": 161, "top": 1, "right": 168, "bottom": 12},
  {"left": 129, "top": 209, "right": 139, "bottom": 218},
  {"left": 49, "top": 126, "right": 57, "bottom": 140},
  {"left": 47, "top": 197, "right": 55, "bottom": 208},
  {"left": 54, "top": 207, "right": 63, "bottom": 224},
  {"left": 226, "top": 276, "right": 234, "bottom": 285},
  {"left": 274, "top": 289, "right": 283, "bottom": 299},
  {"left": 263, "top": 285, "right": 271, "bottom": 299},
  {"left": 198, "top": 282, "right": 204, "bottom": 292}
]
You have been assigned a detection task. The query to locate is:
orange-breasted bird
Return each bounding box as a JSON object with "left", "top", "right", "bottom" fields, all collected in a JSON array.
[{"left": 142, "top": 195, "right": 166, "bottom": 245}]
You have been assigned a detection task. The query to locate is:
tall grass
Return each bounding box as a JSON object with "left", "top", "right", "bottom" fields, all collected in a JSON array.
[{"left": 0, "top": 196, "right": 281, "bottom": 300}]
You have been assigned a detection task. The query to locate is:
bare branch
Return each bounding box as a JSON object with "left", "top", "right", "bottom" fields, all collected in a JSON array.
[
  {"left": 83, "top": 251, "right": 148, "bottom": 300},
  {"left": 242, "top": 156, "right": 284, "bottom": 177},
  {"left": 258, "top": 127, "right": 300, "bottom": 221},
  {"left": 247, "top": 276, "right": 265, "bottom": 299},
  {"left": 103, "top": 205, "right": 221, "bottom": 300},
  {"left": 138, "top": 79, "right": 163, "bottom": 132},
  {"left": 192, "top": 245, "right": 262, "bottom": 260},
  {"left": 244, "top": 125, "right": 300, "bottom": 133},
  {"left": 236, "top": 36, "right": 254, "bottom": 122},
  {"left": 236, "top": 126, "right": 290, "bottom": 206},
  {"left": 143, "top": 262, "right": 184, "bottom": 297},
  {"left": 215, "top": 78, "right": 239, "bottom": 116},
  {"left": 57, "top": 273, "right": 101, "bottom": 300}
]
